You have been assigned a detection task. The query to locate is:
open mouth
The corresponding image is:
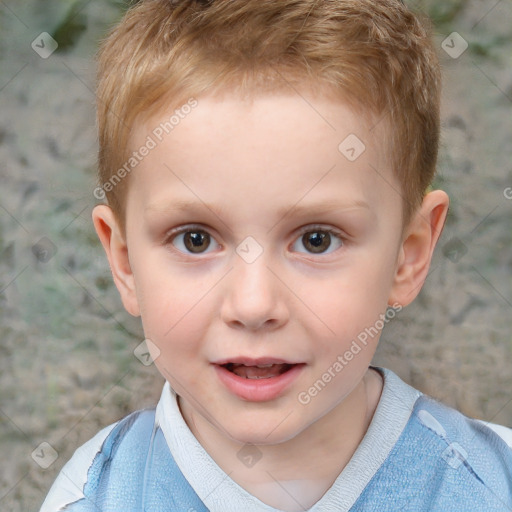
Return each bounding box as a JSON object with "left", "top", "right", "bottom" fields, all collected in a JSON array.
[
  {"left": 221, "top": 362, "right": 294, "bottom": 379},
  {"left": 214, "top": 360, "right": 305, "bottom": 401}
]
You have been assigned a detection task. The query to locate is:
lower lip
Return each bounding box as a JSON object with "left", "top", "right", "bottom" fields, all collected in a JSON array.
[{"left": 213, "top": 364, "right": 305, "bottom": 402}]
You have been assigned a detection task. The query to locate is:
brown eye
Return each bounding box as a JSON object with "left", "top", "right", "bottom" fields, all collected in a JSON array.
[
  {"left": 169, "top": 227, "right": 216, "bottom": 254},
  {"left": 183, "top": 230, "right": 211, "bottom": 253},
  {"left": 291, "top": 227, "right": 343, "bottom": 255},
  {"left": 302, "top": 231, "right": 331, "bottom": 253}
]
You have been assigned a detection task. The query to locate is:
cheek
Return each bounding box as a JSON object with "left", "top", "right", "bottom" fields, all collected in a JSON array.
[
  {"left": 145, "top": 302, "right": 208, "bottom": 386},
  {"left": 134, "top": 250, "right": 205, "bottom": 315},
  {"left": 133, "top": 265, "right": 212, "bottom": 355},
  {"left": 295, "top": 258, "right": 397, "bottom": 364},
  {"left": 303, "top": 263, "right": 393, "bottom": 327}
]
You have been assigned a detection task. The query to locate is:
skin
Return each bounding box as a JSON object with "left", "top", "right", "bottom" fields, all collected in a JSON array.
[{"left": 93, "top": 88, "right": 449, "bottom": 510}]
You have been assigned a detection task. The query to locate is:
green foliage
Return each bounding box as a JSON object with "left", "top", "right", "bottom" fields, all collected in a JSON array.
[
  {"left": 469, "top": 34, "right": 512, "bottom": 60},
  {"left": 21, "top": 0, "right": 136, "bottom": 55},
  {"left": 418, "top": 0, "right": 467, "bottom": 26},
  {"left": 51, "top": 1, "right": 88, "bottom": 52}
]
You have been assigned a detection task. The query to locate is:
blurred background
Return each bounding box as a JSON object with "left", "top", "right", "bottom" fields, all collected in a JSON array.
[{"left": 0, "top": 0, "right": 511, "bottom": 510}]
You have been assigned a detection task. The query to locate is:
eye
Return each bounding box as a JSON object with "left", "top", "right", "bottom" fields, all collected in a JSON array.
[
  {"left": 167, "top": 226, "right": 220, "bottom": 254},
  {"left": 291, "top": 226, "right": 343, "bottom": 255}
]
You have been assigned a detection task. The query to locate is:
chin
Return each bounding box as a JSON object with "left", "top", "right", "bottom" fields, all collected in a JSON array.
[{"left": 220, "top": 415, "right": 305, "bottom": 447}]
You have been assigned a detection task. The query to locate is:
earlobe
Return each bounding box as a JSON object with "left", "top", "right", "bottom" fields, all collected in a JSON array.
[
  {"left": 92, "top": 205, "right": 141, "bottom": 317},
  {"left": 388, "top": 190, "right": 449, "bottom": 307}
]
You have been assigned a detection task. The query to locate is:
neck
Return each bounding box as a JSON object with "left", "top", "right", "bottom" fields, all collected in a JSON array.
[{"left": 178, "top": 368, "right": 383, "bottom": 511}]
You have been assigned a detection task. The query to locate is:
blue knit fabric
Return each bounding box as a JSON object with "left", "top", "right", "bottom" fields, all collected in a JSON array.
[
  {"left": 352, "top": 395, "right": 512, "bottom": 511},
  {"left": 62, "top": 410, "right": 208, "bottom": 511},
  {"left": 57, "top": 396, "right": 511, "bottom": 511}
]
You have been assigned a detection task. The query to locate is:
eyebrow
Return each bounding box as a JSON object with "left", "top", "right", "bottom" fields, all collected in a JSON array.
[{"left": 145, "top": 198, "right": 370, "bottom": 221}]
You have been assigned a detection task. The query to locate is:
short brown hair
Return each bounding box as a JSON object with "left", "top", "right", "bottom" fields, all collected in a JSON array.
[{"left": 96, "top": 0, "right": 441, "bottom": 234}]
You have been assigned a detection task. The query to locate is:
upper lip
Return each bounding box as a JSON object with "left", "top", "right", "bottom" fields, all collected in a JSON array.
[{"left": 213, "top": 357, "right": 301, "bottom": 366}]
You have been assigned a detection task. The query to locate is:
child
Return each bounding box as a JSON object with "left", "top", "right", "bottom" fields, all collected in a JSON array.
[{"left": 41, "top": 0, "right": 512, "bottom": 510}]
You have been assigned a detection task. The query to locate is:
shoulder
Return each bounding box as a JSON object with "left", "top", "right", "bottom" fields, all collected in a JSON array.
[
  {"left": 394, "top": 395, "right": 512, "bottom": 508},
  {"left": 354, "top": 372, "right": 512, "bottom": 511},
  {"left": 40, "top": 409, "right": 156, "bottom": 512},
  {"left": 410, "top": 394, "right": 512, "bottom": 455}
]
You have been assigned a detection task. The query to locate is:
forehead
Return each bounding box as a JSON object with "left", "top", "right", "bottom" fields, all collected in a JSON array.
[{"left": 126, "top": 90, "right": 397, "bottom": 225}]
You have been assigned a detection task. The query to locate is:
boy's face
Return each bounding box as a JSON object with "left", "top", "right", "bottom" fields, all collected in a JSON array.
[{"left": 95, "top": 89, "right": 440, "bottom": 445}]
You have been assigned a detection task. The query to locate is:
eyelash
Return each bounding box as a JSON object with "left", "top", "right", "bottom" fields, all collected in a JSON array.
[
  {"left": 165, "top": 224, "right": 345, "bottom": 256},
  {"left": 295, "top": 225, "right": 344, "bottom": 252}
]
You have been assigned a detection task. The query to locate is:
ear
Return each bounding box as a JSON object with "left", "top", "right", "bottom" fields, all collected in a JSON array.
[
  {"left": 92, "top": 205, "right": 140, "bottom": 317},
  {"left": 388, "top": 190, "right": 449, "bottom": 307}
]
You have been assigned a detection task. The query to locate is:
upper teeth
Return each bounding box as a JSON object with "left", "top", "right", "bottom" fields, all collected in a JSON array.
[{"left": 236, "top": 363, "right": 275, "bottom": 368}]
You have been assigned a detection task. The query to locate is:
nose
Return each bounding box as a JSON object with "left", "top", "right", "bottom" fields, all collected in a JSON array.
[{"left": 220, "top": 253, "right": 289, "bottom": 332}]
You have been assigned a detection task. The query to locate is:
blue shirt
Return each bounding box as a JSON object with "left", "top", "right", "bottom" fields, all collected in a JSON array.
[{"left": 40, "top": 368, "right": 512, "bottom": 511}]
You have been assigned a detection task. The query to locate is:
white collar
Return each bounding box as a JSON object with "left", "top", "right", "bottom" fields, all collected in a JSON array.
[{"left": 155, "top": 367, "right": 421, "bottom": 511}]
